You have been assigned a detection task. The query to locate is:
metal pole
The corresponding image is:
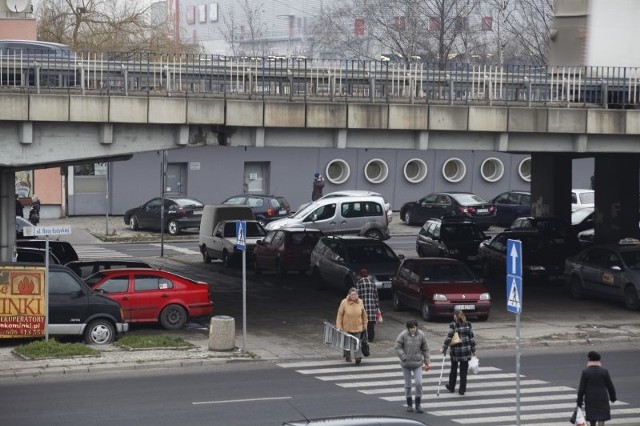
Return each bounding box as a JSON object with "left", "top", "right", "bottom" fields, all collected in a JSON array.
[
  {"left": 160, "top": 151, "right": 167, "bottom": 257},
  {"left": 44, "top": 235, "right": 49, "bottom": 341},
  {"left": 105, "top": 162, "right": 109, "bottom": 236},
  {"left": 242, "top": 248, "right": 247, "bottom": 353},
  {"left": 516, "top": 309, "right": 521, "bottom": 425}
]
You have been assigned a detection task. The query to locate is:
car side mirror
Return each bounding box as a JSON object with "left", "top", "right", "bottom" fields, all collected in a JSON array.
[
  {"left": 611, "top": 265, "right": 622, "bottom": 272},
  {"left": 256, "top": 239, "right": 264, "bottom": 245},
  {"left": 215, "top": 232, "right": 223, "bottom": 237},
  {"left": 420, "top": 202, "right": 428, "bottom": 207},
  {"left": 397, "top": 254, "right": 405, "bottom": 260}
]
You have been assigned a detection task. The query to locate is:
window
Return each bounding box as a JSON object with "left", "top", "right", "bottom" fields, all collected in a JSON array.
[
  {"left": 74, "top": 163, "right": 108, "bottom": 176},
  {"left": 354, "top": 18, "right": 365, "bottom": 36},
  {"left": 481, "top": 16, "right": 493, "bottom": 31},
  {"left": 209, "top": 3, "right": 218, "bottom": 22},
  {"left": 99, "top": 277, "right": 129, "bottom": 293},
  {"left": 50, "top": 271, "right": 83, "bottom": 295},
  {"left": 308, "top": 204, "right": 336, "bottom": 221},
  {"left": 187, "top": 6, "right": 195, "bottom": 24},
  {"left": 429, "top": 17, "right": 440, "bottom": 32},
  {"left": 135, "top": 276, "right": 174, "bottom": 291},
  {"left": 199, "top": 4, "right": 207, "bottom": 23}
]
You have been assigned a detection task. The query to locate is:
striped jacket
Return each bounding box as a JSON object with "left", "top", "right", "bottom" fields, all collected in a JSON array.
[{"left": 443, "top": 321, "right": 476, "bottom": 362}]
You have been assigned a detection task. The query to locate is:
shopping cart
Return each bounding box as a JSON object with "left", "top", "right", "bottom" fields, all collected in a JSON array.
[{"left": 323, "top": 321, "right": 360, "bottom": 352}]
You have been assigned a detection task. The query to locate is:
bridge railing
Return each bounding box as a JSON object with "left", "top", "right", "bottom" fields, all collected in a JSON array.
[{"left": 1, "top": 51, "right": 639, "bottom": 108}]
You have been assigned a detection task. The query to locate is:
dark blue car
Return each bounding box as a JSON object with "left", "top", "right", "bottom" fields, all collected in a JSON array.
[{"left": 491, "top": 190, "right": 531, "bottom": 227}]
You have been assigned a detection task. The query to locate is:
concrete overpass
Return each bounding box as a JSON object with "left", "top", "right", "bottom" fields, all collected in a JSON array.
[{"left": 2, "top": 56, "right": 640, "bottom": 260}]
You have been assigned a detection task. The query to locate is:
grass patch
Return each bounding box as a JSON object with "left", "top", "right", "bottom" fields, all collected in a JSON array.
[
  {"left": 13, "top": 339, "right": 100, "bottom": 359},
  {"left": 115, "top": 335, "right": 194, "bottom": 349}
]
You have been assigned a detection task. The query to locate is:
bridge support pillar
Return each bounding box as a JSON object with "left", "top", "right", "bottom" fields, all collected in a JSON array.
[
  {"left": 335, "top": 129, "right": 347, "bottom": 149},
  {"left": 19, "top": 122, "right": 32, "bottom": 145},
  {"left": 593, "top": 155, "right": 640, "bottom": 243},
  {"left": 530, "top": 153, "right": 572, "bottom": 220},
  {"left": 0, "top": 167, "right": 17, "bottom": 262}
]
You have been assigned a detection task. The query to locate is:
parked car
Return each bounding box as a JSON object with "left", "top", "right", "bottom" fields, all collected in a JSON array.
[
  {"left": 267, "top": 196, "right": 390, "bottom": 240},
  {"left": 565, "top": 239, "right": 640, "bottom": 309},
  {"left": 310, "top": 235, "right": 402, "bottom": 293},
  {"left": 253, "top": 228, "right": 323, "bottom": 277},
  {"left": 15, "top": 216, "right": 34, "bottom": 239},
  {"left": 490, "top": 190, "right": 531, "bottom": 227},
  {"left": 300, "top": 190, "right": 393, "bottom": 223},
  {"left": 200, "top": 219, "right": 266, "bottom": 267},
  {"left": 66, "top": 260, "right": 152, "bottom": 279},
  {"left": 124, "top": 196, "right": 204, "bottom": 236},
  {"left": 16, "top": 239, "right": 79, "bottom": 264},
  {"left": 507, "top": 216, "right": 582, "bottom": 252},
  {"left": 222, "top": 194, "right": 291, "bottom": 226},
  {"left": 478, "top": 230, "right": 578, "bottom": 281},
  {"left": 0, "top": 263, "right": 128, "bottom": 344},
  {"left": 571, "top": 189, "right": 595, "bottom": 212},
  {"left": 16, "top": 247, "right": 61, "bottom": 264},
  {"left": 391, "top": 257, "right": 491, "bottom": 321},
  {"left": 400, "top": 192, "right": 497, "bottom": 230},
  {"left": 86, "top": 268, "right": 213, "bottom": 329},
  {"left": 571, "top": 207, "right": 595, "bottom": 234},
  {"left": 416, "top": 217, "right": 487, "bottom": 265}
]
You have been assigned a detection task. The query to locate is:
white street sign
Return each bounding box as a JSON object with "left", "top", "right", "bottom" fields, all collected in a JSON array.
[{"left": 23, "top": 225, "right": 72, "bottom": 237}]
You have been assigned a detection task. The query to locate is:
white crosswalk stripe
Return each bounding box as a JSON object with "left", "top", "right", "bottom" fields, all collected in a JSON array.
[
  {"left": 150, "top": 243, "right": 200, "bottom": 255},
  {"left": 277, "top": 355, "right": 639, "bottom": 425},
  {"left": 75, "top": 246, "right": 132, "bottom": 260}
]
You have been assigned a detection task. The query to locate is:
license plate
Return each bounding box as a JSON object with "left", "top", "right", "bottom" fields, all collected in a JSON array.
[
  {"left": 476, "top": 209, "right": 488, "bottom": 214},
  {"left": 454, "top": 304, "right": 475, "bottom": 311},
  {"left": 381, "top": 282, "right": 392, "bottom": 289},
  {"left": 279, "top": 210, "right": 288, "bottom": 215},
  {"left": 194, "top": 211, "right": 203, "bottom": 215}
]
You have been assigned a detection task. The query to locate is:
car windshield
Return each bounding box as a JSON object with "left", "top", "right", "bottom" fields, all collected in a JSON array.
[
  {"left": 441, "top": 224, "right": 483, "bottom": 240},
  {"left": 579, "top": 192, "right": 595, "bottom": 204},
  {"left": 620, "top": 249, "right": 640, "bottom": 270},
  {"left": 223, "top": 197, "right": 246, "bottom": 205},
  {"left": 291, "top": 203, "right": 317, "bottom": 218},
  {"left": 421, "top": 263, "right": 475, "bottom": 282},
  {"left": 175, "top": 198, "right": 203, "bottom": 207},
  {"left": 224, "top": 222, "right": 266, "bottom": 237},
  {"left": 450, "top": 194, "right": 489, "bottom": 205},
  {"left": 84, "top": 272, "right": 107, "bottom": 287},
  {"left": 347, "top": 244, "right": 397, "bottom": 263},
  {"left": 290, "top": 232, "right": 321, "bottom": 246}
]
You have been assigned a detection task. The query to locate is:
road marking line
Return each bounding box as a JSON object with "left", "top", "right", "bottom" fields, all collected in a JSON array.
[{"left": 192, "top": 396, "right": 292, "bottom": 405}]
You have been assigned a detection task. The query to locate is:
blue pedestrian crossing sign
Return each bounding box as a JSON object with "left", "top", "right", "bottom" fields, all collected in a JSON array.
[
  {"left": 236, "top": 220, "right": 246, "bottom": 251},
  {"left": 507, "top": 276, "right": 522, "bottom": 314}
]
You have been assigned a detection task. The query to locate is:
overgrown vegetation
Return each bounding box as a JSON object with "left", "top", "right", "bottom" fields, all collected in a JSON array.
[
  {"left": 116, "top": 335, "right": 194, "bottom": 349},
  {"left": 13, "top": 339, "right": 100, "bottom": 359}
]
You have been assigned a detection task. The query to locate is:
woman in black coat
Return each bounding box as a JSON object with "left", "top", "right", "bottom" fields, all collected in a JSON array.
[
  {"left": 577, "top": 351, "right": 617, "bottom": 426},
  {"left": 442, "top": 310, "right": 476, "bottom": 395}
]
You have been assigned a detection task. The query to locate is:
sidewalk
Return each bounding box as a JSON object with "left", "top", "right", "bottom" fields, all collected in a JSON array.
[{"left": 3, "top": 214, "right": 638, "bottom": 378}]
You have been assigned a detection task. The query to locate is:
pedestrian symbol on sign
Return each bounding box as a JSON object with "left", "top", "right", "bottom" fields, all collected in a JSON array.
[
  {"left": 507, "top": 276, "right": 522, "bottom": 314},
  {"left": 236, "top": 221, "right": 246, "bottom": 251}
]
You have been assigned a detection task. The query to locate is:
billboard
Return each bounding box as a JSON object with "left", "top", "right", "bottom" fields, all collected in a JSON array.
[{"left": 0, "top": 265, "right": 46, "bottom": 338}]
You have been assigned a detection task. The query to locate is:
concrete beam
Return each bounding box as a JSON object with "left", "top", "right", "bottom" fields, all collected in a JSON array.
[
  {"left": 19, "top": 122, "right": 32, "bottom": 144},
  {"left": 429, "top": 106, "right": 468, "bottom": 131},
  {"left": 70, "top": 96, "right": 109, "bottom": 122},
  {"left": 348, "top": 104, "right": 389, "bottom": 129},
  {"left": 626, "top": 110, "right": 640, "bottom": 134},
  {"left": 306, "top": 103, "right": 347, "bottom": 128},
  {"left": 187, "top": 98, "right": 225, "bottom": 124},
  {"left": 99, "top": 124, "right": 113, "bottom": 145},
  {"left": 468, "top": 106, "right": 507, "bottom": 132},
  {"left": 264, "top": 102, "right": 305, "bottom": 127},
  {"left": 29, "top": 94, "right": 69, "bottom": 122},
  {"left": 149, "top": 98, "right": 187, "bottom": 124},
  {"left": 0, "top": 94, "right": 28, "bottom": 120},
  {"left": 587, "top": 110, "right": 626, "bottom": 134},
  {"left": 548, "top": 108, "right": 586, "bottom": 133},
  {"left": 226, "top": 100, "right": 264, "bottom": 126},
  {"left": 508, "top": 107, "right": 547, "bottom": 132},
  {"left": 389, "top": 105, "right": 428, "bottom": 130},
  {"left": 109, "top": 96, "right": 148, "bottom": 123}
]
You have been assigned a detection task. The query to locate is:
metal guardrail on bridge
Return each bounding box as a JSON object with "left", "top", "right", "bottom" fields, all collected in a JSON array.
[{"left": 1, "top": 51, "right": 639, "bottom": 108}]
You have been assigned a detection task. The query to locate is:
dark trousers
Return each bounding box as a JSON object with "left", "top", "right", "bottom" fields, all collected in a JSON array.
[
  {"left": 448, "top": 359, "right": 469, "bottom": 393},
  {"left": 367, "top": 322, "right": 375, "bottom": 342}
]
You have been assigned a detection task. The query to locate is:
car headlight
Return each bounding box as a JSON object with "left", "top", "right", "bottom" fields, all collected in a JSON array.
[
  {"left": 433, "top": 293, "right": 448, "bottom": 301},
  {"left": 479, "top": 293, "right": 491, "bottom": 301}
]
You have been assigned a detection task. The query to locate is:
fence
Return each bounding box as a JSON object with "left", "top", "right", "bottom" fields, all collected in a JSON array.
[{"left": 1, "top": 51, "right": 639, "bottom": 108}]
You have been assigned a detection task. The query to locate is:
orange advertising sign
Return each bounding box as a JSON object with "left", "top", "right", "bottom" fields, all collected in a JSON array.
[{"left": 0, "top": 265, "right": 46, "bottom": 338}]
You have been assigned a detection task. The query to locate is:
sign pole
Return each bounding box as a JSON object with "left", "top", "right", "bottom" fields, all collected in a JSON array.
[
  {"left": 235, "top": 220, "right": 247, "bottom": 353},
  {"left": 44, "top": 235, "right": 50, "bottom": 342},
  {"left": 506, "top": 238, "right": 523, "bottom": 426}
]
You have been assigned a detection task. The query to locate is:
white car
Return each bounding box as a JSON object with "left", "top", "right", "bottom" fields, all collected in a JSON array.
[
  {"left": 571, "top": 189, "right": 595, "bottom": 212},
  {"left": 298, "top": 190, "right": 393, "bottom": 223}
]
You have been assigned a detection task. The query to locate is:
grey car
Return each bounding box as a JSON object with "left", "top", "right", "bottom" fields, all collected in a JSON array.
[{"left": 310, "top": 235, "right": 402, "bottom": 293}]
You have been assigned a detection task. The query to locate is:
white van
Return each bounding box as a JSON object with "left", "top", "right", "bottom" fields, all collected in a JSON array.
[
  {"left": 266, "top": 196, "right": 390, "bottom": 240},
  {"left": 298, "top": 190, "right": 393, "bottom": 223},
  {"left": 199, "top": 205, "right": 260, "bottom": 265}
]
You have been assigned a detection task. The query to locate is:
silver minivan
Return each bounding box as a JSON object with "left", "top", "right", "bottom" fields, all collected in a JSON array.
[{"left": 265, "top": 196, "right": 390, "bottom": 240}]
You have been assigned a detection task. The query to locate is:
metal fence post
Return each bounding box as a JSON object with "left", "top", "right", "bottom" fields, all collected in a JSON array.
[
  {"left": 121, "top": 64, "right": 128, "bottom": 96},
  {"left": 33, "top": 62, "right": 40, "bottom": 94},
  {"left": 369, "top": 74, "right": 375, "bottom": 103},
  {"left": 79, "top": 64, "right": 85, "bottom": 95},
  {"left": 601, "top": 81, "right": 608, "bottom": 109}
]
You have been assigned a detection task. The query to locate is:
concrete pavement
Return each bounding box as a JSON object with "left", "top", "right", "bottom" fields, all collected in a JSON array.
[{"left": 2, "top": 214, "right": 639, "bottom": 378}]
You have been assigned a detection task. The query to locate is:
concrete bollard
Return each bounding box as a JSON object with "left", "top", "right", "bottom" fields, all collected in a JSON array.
[{"left": 208, "top": 315, "right": 235, "bottom": 351}]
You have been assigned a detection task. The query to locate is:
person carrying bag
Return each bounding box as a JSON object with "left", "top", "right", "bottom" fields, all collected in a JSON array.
[{"left": 442, "top": 310, "right": 476, "bottom": 396}]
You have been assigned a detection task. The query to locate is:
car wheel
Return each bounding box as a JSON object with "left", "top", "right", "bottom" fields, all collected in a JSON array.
[
  {"left": 392, "top": 292, "right": 405, "bottom": 311},
  {"left": 363, "top": 229, "right": 383, "bottom": 240},
  {"left": 421, "top": 300, "right": 432, "bottom": 321},
  {"left": 167, "top": 220, "right": 179, "bottom": 236},
  {"left": 570, "top": 275, "right": 584, "bottom": 299},
  {"left": 344, "top": 276, "right": 354, "bottom": 293},
  {"left": 253, "top": 256, "right": 262, "bottom": 274},
  {"left": 160, "top": 304, "right": 187, "bottom": 330},
  {"left": 276, "top": 259, "right": 287, "bottom": 278},
  {"left": 623, "top": 284, "right": 640, "bottom": 310},
  {"left": 129, "top": 215, "right": 139, "bottom": 231},
  {"left": 83, "top": 319, "right": 115, "bottom": 345},
  {"left": 404, "top": 211, "right": 412, "bottom": 226},
  {"left": 202, "top": 248, "right": 212, "bottom": 264},
  {"left": 313, "top": 267, "right": 325, "bottom": 290},
  {"left": 222, "top": 250, "right": 232, "bottom": 268}
]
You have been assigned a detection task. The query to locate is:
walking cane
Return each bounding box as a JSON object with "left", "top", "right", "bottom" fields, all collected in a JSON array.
[{"left": 436, "top": 352, "right": 447, "bottom": 396}]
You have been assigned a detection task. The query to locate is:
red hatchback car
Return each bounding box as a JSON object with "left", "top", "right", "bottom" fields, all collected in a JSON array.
[
  {"left": 391, "top": 257, "right": 491, "bottom": 321},
  {"left": 86, "top": 268, "right": 213, "bottom": 330}
]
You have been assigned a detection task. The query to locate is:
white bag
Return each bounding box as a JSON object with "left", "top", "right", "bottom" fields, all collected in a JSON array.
[
  {"left": 575, "top": 406, "right": 586, "bottom": 426},
  {"left": 469, "top": 355, "right": 479, "bottom": 374}
]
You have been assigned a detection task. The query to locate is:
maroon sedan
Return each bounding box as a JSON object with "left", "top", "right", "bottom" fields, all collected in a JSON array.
[
  {"left": 252, "top": 228, "right": 323, "bottom": 277},
  {"left": 86, "top": 268, "right": 213, "bottom": 330},
  {"left": 391, "top": 257, "right": 491, "bottom": 321}
]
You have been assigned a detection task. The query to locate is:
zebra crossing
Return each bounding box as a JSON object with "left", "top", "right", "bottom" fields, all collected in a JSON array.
[
  {"left": 277, "top": 355, "right": 640, "bottom": 425},
  {"left": 75, "top": 246, "right": 132, "bottom": 260}
]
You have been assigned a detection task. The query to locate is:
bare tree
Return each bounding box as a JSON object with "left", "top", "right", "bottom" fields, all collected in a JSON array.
[
  {"left": 219, "top": 0, "right": 268, "bottom": 57},
  {"left": 504, "top": 0, "right": 554, "bottom": 64},
  {"left": 36, "top": 0, "right": 199, "bottom": 54}
]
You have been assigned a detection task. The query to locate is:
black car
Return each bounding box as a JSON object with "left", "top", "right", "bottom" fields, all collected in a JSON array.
[
  {"left": 400, "top": 192, "right": 497, "bottom": 230},
  {"left": 478, "top": 230, "right": 580, "bottom": 281},
  {"left": 65, "top": 260, "right": 152, "bottom": 279},
  {"left": 416, "top": 217, "right": 487, "bottom": 265},
  {"left": 491, "top": 190, "right": 531, "bottom": 227},
  {"left": 124, "top": 196, "right": 204, "bottom": 236},
  {"left": 222, "top": 194, "right": 291, "bottom": 226},
  {"left": 508, "top": 216, "right": 582, "bottom": 251},
  {"left": 309, "top": 235, "right": 402, "bottom": 293},
  {"left": 16, "top": 239, "right": 79, "bottom": 264}
]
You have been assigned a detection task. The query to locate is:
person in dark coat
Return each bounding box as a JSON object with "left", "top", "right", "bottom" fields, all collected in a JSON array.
[
  {"left": 16, "top": 195, "right": 24, "bottom": 218},
  {"left": 442, "top": 309, "right": 476, "bottom": 395},
  {"left": 577, "top": 351, "right": 617, "bottom": 426},
  {"left": 355, "top": 268, "right": 379, "bottom": 342},
  {"left": 395, "top": 319, "right": 430, "bottom": 414},
  {"left": 29, "top": 195, "right": 41, "bottom": 225},
  {"left": 311, "top": 173, "right": 325, "bottom": 201}
]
